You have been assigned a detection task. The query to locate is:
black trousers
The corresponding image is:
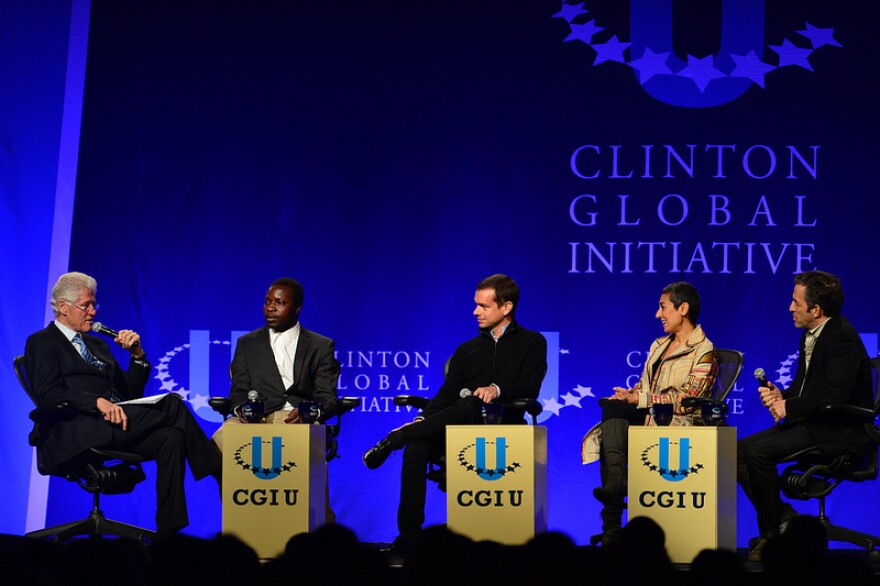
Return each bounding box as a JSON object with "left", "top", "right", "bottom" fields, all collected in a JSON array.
[
  {"left": 737, "top": 424, "right": 814, "bottom": 537},
  {"left": 102, "top": 394, "right": 221, "bottom": 532},
  {"left": 396, "top": 397, "right": 482, "bottom": 537}
]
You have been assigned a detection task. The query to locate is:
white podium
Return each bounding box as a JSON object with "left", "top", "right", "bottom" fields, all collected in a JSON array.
[
  {"left": 446, "top": 425, "right": 547, "bottom": 544},
  {"left": 222, "top": 423, "right": 326, "bottom": 558},
  {"left": 628, "top": 426, "right": 736, "bottom": 563}
]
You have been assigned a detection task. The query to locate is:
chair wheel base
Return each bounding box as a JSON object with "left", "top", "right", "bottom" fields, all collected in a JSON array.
[{"left": 26, "top": 510, "right": 156, "bottom": 543}]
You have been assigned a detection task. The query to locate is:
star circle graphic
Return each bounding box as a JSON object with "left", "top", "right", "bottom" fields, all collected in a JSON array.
[
  {"left": 233, "top": 440, "right": 298, "bottom": 478},
  {"left": 553, "top": 1, "right": 843, "bottom": 92},
  {"left": 457, "top": 441, "right": 522, "bottom": 479}
]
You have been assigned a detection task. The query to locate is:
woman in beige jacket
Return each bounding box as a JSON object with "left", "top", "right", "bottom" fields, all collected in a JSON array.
[{"left": 589, "top": 281, "right": 717, "bottom": 545}]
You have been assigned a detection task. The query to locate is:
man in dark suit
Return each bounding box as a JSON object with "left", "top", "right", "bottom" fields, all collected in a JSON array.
[
  {"left": 212, "top": 277, "right": 340, "bottom": 445},
  {"left": 738, "top": 270, "right": 874, "bottom": 561},
  {"left": 212, "top": 277, "right": 340, "bottom": 520},
  {"left": 23, "top": 272, "right": 221, "bottom": 536},
  {"left": 362, "top": 274, "right": 548, "bottom": 553}
]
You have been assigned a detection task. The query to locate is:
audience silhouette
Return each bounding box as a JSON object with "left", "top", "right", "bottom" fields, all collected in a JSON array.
[
  {"left": 1, "top": 516, "right": 877, "bottom": 586},
  {"left": 599, "top": 516, "right": 675, "bottom": 585},
  {"left": 689, "top": 547, "right": 747, "bottom": 586}
]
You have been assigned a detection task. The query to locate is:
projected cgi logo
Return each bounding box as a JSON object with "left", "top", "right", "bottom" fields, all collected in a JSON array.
[
  {"left": 152, "top": 330, "right": 261, "bottom": 423},
  {"left": 637, "top": 436, "right": 708, "bottom": 510},
  {"left": 554, "top": 0, "right": 843, "bottom": 107}
]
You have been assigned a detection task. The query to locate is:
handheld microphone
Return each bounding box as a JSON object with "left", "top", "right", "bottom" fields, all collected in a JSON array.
[
  {"left": 753, "top": 368, "right": 770, "bottom": 388},
  {"left": 247, "top": 390, "right": 260, "bottom": 402},
  {"left": 92, "top": 322, "right": 118, "bottom": 337},
  {"left": 460, "top": 388, "right": 473, "bottom": 398},
  {"left": 92, "top": 322, "right": 140, "bottom": 348}
]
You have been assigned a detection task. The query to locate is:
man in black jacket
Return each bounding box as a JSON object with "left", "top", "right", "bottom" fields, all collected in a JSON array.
[
  {"left": 738, "top": 270, "right": 874, "bottom": 561},
  {"left": 363, "top": 274, "right": 547, "bottom": 553}
]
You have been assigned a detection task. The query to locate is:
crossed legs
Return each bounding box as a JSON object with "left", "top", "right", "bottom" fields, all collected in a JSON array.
[{"left": 104, "top": 395, "right": 221, "bottom": 532}]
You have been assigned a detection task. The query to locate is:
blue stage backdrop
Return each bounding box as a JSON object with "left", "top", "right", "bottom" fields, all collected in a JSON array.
[{"left": 5, "top": 0, "right": 879, "bottom": 547}]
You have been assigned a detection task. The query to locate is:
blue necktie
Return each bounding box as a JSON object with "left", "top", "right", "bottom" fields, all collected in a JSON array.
[
  {"left": 73, "top": 334, "right": 104, "bottom": 370},
  {"left": 73, "top": 334, "right": 121, "bottom": 402}
]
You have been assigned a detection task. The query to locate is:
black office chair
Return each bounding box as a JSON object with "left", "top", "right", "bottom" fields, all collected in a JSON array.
[
  {"left": 393, "top": 357, "right": 544, "bottom": 492},
  {"left": 681, "top": 348, "right": 744, "bottom": 420},
  {"left": 208, "top": 395, "right": 361, "bottom": 462},
  {"left": 777, "top": 356, "right": 880, "bottom": 561},
  {"left": 14, "top": 355, "right": 156, "bottom": 543}
]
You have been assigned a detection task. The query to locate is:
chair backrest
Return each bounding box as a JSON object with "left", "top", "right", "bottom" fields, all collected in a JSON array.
[
  {"left": 14, "top": 355, "right": 51, "bottom": 460},
  {"left": 14, "top": 355, "right": 38, "bottom": 407},
  {"left": 872, "top": 357, "right": 880, "bottom": 414},
  {"left": 711, "top": 348, "right": 743, "bottom": 402}
]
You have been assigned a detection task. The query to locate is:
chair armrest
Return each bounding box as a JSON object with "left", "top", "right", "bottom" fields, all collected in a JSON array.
[
  {"left": 323, "top": 398, "right": 361, "bottom": 462},
  {"left": 509, "top": 398, "right": 543, "bottom": 420},
  {"left": 29, "top": 401, "right": 77, "bottom": 424},
  {"left": 337, "top": 397, "right": 361, "bottom": 415},
  {"left": 394, "top": 395, "right": 430, "bottom": 410},
  {"left": 28, "top": 401, "right": 78, "bottom": 447},
  {"left": 814, "top": 403, "right": 875, "bottom": 426},
  {"left": 209, "top": 397, "right": 233, "bottom": 419},
  {"left": 682, "top": 396, "right": 716, "bottom": 409},
  {"left": 211, "top": 396, "right": 360, "bottom": 421}
]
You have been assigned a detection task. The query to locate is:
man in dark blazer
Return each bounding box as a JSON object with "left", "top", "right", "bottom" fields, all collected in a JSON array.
[
  {"left": 212, "top": 277, "right": 340, "bottom": 447},
  {"left": 23, "top": 272, "right": 221, "bottom": 536},
  {"left": 738, "top": 270, "right": 874, "bottom": 561}
]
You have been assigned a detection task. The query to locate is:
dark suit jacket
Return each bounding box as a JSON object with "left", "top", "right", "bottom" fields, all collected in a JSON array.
[
  {"left": 782, "top": 315, "right": 874, "bottom": 455},
  {"left": 229, "top": 325, "right": 340, "bottom": 420},
  {"left": 23, "top": 322, "right": 151, "bottom": 473}
]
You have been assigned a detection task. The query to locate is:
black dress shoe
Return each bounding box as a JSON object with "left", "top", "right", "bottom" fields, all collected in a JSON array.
[
  {"left": 381, "top": 534, "right": 416, "bottom": 555},
  {"left": 363, "top": 438, "right": 397, "bottom": 469}
]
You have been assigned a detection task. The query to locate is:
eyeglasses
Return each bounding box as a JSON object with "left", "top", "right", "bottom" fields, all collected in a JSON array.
[{"left": 67, "top": 300, "right": 101, "bottom": 313}]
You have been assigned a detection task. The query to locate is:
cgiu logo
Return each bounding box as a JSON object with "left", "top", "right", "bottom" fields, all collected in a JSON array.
[
  {"left": 232, "top": 436, "right": 298, "bottom": 480},
  {"left": 658, "top": 436, "right": 690, "bottom": 482},
  {"left": 229, "top": 436, "right": 301, "bottom": 508},
  {"left": 554, "top": 0, "right": 844, "bottom": 108},
  {"left": 476, "top": 437, "right": 507, "bottom": 481},
  {"left": 454, "top": 436, "right": 526, "bottom": 509},
  {"left": 456, "top": 437, "right": 521, "bottom": 481},
  {"left": 639, "top": 436, "right": 704, "bottom": 482},
  {"left": 152, "top": 330, "right": 242, "bottom": 423},
  {"left": 637, "top": 435, "right": 707, "bottom": 510}
]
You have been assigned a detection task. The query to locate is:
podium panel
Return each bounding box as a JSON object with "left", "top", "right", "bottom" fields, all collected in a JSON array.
[
  {"left": 628, "top": 426, "right": 736, "bottom": 563},
  {"left": 446, "top": 425, "right": 547, "bottom": 544},
  {"left": 222, "top": 424, "right": 326, "bottom": 558}
]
